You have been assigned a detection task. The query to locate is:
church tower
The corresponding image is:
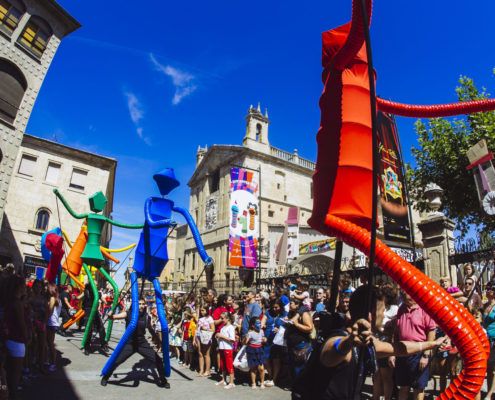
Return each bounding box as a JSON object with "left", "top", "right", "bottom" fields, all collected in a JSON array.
[{"left": 243, "top": 103, "right": 270, "bottom": 154}]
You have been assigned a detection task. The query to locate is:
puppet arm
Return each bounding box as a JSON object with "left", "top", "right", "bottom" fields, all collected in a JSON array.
[
  {"left": 106, "top": 217, "right": 144, "bottom": 229},
  {"left": 173, "top": 206, "right": 213, "bottom": 265},
  {"left": 53, "top": 189, "right": 87, "bottom": 219}
]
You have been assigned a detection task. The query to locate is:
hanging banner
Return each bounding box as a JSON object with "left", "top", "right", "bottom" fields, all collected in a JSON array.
[
  {"left": 299, "top": 238, "right": 336, "bottom": 255},
  {"left": 228, "top": 167, "right": 259, "bottom": 268},
  {"left": 377, "top": 112, "right": 411, "bottom": 244}
]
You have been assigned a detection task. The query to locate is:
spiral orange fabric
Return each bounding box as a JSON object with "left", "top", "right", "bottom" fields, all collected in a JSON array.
[
  {"left": 309, "top": 0, "right": 489, "bottom": 397},
  {"left": 324, "top": 215, "right": 487, "bottom": 399},
  {"left": 377, "top": 97, "right": 495, "bottom": 118}
]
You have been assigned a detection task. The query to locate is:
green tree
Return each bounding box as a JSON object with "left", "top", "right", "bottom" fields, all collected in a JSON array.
[{"left": 409, "top": 73, "right": 495, "bottom": 235}]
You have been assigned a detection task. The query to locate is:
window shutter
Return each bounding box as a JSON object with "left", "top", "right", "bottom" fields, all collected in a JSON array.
[
  {"left": 18, "top": 154, "right": 36, "bottom": 176},
  {"left": 45, "top": 162, "right": 60, "bottom": 184},
  {"left": 70, "top": 169, "right": 87, "bottom": 189}
]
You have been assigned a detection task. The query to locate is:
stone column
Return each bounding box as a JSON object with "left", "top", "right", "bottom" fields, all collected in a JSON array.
[
  {"left": 417, "top": 215, "right": 456, "bottom": 285},
  {"left": 417, "top": 183, "right": 457, "bottom": 285}
]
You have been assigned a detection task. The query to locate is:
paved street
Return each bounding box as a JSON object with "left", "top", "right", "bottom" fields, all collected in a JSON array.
[
  {"left": 20, "top": 323, "right": 290, "bottom": 400},
  {"left": 17, "top": 323, "right": 491, "bottom": 400}
]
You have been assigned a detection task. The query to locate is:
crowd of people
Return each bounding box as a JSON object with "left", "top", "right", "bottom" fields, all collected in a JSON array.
[
  {"left": 1, "top": 261, "right": 495, "bottom": 399},
  {"left": 149, "top": 264, "right": 495, "bottom": 399}
]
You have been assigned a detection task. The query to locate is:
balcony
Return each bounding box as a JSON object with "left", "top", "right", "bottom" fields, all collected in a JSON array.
[{"left": 270, "top": 146, "right": 315, "bottom": 170}]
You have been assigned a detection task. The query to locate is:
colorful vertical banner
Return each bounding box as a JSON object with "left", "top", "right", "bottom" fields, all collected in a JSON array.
[
  {"left": 228, "top": 167, "right": 259, "bottom": 268},
  {"left": 377, "top": 112, "right": 411, "bottom": 244}
]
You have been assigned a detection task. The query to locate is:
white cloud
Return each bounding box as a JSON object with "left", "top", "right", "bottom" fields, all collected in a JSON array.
[
  {"left": 123, "top": 91, "right": 151, "bottom": 145},
  {"left": 150, "top": 54, "right": 197, "bottom": 105},
  {"left": 124, "top": 91, "right": 144, "bottom": 124}
]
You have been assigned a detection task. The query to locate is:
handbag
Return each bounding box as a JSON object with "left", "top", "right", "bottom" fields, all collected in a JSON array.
[
  {"left": 273, "top": 326, "right": 286, "bottom": 346},
  {"left": 233, "top": 345, "right": 250, "bottom": 372},
  {"left": 199, "top": 330, "right": 214, "bottom": 345}
]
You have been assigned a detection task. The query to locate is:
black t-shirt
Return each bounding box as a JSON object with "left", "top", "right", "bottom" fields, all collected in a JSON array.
[
  {"left": 292, "top": 330, "right": 370, "bottom": 400},
  {"left": 60, "top": 291, "right": 70, "bottom": 311},
  {"left": 82, "top": 288, "right": 92, "bottom": 310},
  {"left": 125, "top": 311, "right": 148, "bottom": 341}
]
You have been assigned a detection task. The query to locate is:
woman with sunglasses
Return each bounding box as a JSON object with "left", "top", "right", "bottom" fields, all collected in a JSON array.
[{"left": 483, "top": 283, "right": 495, "bottom": 399}]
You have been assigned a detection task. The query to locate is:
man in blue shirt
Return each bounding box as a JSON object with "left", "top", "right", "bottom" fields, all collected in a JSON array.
[
  {"left": 241, "top": 290, "right": 262, "bottom": 337},
  {"left": 315, "top": 288, "right": 327, "bottom": 312}
]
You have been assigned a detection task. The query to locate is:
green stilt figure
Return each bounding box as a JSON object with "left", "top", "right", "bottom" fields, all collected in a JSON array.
[{"left": 53, "top": 189, "right": 143, "bottom": 349}]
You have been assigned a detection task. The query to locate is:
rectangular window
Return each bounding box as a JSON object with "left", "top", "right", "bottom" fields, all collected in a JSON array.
[
  {"left": 19, "top": 22, "right": 50, "bottom": 58},
  {"left": 45, "top": 162, "right": 60, "bottom": 184},
  {"left": 210, "top": 169, "right": 220, "bottom": 193},
  {"left": 70, "top": 168, "right": 87, "bottom": 191},
  {"left": 18, "top": 154, "right": 36, "bottom": 177},
  {"left": 0, "top": 0, "right": 21, "bottom": 34},
  {"left": 268, "top": 210, "right": 274, "bottom": 218}
]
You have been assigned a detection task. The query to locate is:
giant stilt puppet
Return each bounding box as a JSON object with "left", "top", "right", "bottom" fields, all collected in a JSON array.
[
  {"left": 53, "top": 189, "right": 144, "bottom": 350},
  {"left": 101, "top": 168, "right": 213, "bottom": 385},
  {"left": 310, "top": 1, "right": 495, "bottom": 398}
]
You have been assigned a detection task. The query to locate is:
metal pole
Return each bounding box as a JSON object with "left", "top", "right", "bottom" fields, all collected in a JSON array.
[{"left": 328, "top": 240, "right": 343, "bottom": 313}]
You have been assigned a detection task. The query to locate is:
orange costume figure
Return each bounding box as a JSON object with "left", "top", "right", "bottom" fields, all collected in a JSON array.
[
  {"left": 309, "top": 1, "right": 495, "bottom": 398},
  {"left": 61, "top": 225, "right": 123, "bottom": 330}
]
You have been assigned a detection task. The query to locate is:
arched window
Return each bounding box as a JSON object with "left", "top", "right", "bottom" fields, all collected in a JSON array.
[
  {"left": 35, "top": 208, "right": 50, "bottom": 231},
  {"left": 256, "top": 123, "right": 262, "bottom": 142},
  {"left": 0, "top": 58, "right": 27, "bottom": 124},
  {"left": 0, "top": 0, "right": 25, "bottom": 35},
  {"left": 18, "top": 15, "right": 52, "bottom": 58}
]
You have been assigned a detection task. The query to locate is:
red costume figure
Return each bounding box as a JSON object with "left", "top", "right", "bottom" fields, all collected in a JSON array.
[{"left": 309, "top": 1, "right": 495, "bottom": 398}]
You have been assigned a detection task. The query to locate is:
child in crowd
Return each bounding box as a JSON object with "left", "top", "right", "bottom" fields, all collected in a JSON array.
[
  {"left": 195, "top": 306, "right": 214, "bottom": 377},
  {"left": 244, "top": 316, "right": 266, "bottom": 389},
  {"left": 181, "top": 311, "right": 195, "bottom": 368},
  {"left": 168, "top": 314, "right": 182, "bottom": 361},
  {"left": 215, "top": 312, "right": 236, "bottom": 389}
]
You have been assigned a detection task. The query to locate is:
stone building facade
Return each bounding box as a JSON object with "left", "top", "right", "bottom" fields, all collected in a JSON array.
[
  {"left": 0, "top": 0, "right": 79, "bottom": 227},
  {"left": 172, "top": 105, "right": 319, "bottom": 291},
  {"left": 0, "top": 134, "right": 116, "bottom": 274},
  {"left": 170, "top": 105, "right": 425, "bottom": 293}
]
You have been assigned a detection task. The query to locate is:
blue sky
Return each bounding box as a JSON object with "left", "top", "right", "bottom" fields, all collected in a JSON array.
[{"left": 27, "top": 0, "right": 495, "bottom": 283}]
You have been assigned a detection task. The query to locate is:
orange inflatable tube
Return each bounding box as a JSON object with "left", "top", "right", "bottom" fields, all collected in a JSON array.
[{"left": 309, "top": 1, "right": 493, "bottom": 398}]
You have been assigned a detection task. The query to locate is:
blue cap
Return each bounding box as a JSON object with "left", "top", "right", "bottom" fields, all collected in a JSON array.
[{"left": 153, "top": 168, "right": 180, "bottom": 196}]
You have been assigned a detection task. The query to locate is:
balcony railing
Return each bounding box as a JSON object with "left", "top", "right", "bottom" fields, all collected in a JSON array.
[{"left": 270, "top": 146, "right": 315, "bottom": 170}]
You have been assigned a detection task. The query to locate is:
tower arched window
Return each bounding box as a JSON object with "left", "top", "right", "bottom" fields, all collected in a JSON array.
[
  {"left": 0, "top": 58, "right": 27, "bottom": 125},
  {"left": 18, "top": 15, "right": 52, "bottom": 58},
  {"left": 35, "top": 208, "right": 50, "bottom": 231},
  {"left": 0, "top": 0, "right": 25, "bottom": 35},
  {"left": 256, "top": 123, "right": 262, "bottom": 142}
]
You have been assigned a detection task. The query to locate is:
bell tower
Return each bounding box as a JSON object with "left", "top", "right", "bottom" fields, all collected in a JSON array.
[{"left": 243, "top": 103, "right": 270, "bottom": 153}]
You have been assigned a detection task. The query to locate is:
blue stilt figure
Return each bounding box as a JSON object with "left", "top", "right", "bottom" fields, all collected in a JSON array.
[{"left": 101, "top": 168, "right": 213, "bottom": 387}]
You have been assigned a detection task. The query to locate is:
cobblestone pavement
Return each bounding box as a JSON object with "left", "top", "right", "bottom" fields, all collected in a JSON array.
[
  {"left": 20, "top": 323, "right": 291, "bottom": 400},
  {"left": 17, "top": 323, "right": 490, "bottom": 399}
]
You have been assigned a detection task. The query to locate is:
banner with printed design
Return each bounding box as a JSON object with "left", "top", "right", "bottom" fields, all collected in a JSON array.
[
  {"left": 228, "top": 167, "right": 259, "bottom": 268},
  {"left": 377, "top": 112, "right": 411, "bottom": 245}
]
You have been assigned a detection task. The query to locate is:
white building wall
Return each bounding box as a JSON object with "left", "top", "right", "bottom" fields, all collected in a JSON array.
[{"left": 0, "top": 135, "right": 115, "bottom": 271}]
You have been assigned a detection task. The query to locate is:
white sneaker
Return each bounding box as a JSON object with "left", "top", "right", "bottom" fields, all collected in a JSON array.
[
  {"left": 224, "top": 384, "right": 235, "bottom": 389},
  {"left": 264, "top": 380, "right": 274, "bottom": 387},
  {"left": 215, "top": 380, "right": 226, "bottom": 386}
]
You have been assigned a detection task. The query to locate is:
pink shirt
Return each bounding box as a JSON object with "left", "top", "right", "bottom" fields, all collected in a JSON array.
[{"left": 395, "top": 304, "right": 436, "bottom": 342}]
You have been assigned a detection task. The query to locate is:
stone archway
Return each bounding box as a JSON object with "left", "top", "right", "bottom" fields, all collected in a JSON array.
[{"left": 288, "top": 253, "right": 334, "bottom": 275}]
